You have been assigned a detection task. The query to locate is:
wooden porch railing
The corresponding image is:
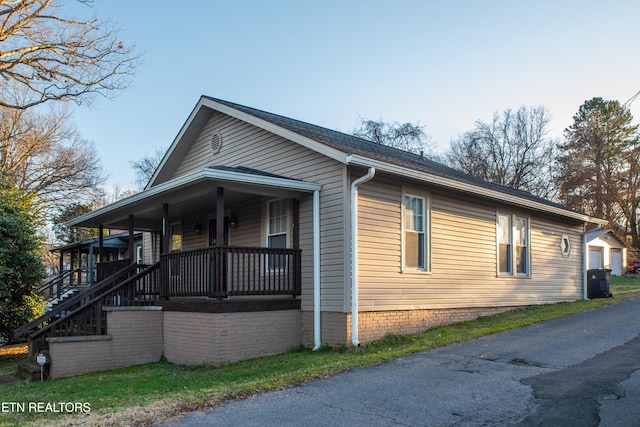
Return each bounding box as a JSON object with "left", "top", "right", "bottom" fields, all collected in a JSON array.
[
  {"left": 27, "top": 262, "right": 160, "bottom": 359},
  {"left": 97, "top": 259, "right": 133, "bottom": 282},
  {"left": 16, "top": 263, "right": 138, "bottom": 339},
  {"left": 160, "top": 246, "right": 302, "bottom": 299}
]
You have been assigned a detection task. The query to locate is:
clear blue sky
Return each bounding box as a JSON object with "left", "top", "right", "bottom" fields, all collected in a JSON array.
[{"left": 64, "top": 0, "right": 640, "bottom": 190}]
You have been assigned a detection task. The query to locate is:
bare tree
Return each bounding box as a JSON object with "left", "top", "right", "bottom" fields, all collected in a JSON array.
[
  {"left": 0, "top": 103, "right": 106, "bottom": 216},
  {"left": 353, "top": 117, "right": 434, "bottom": 156},
  {"left": 446, "top": 106, "right": 557, "bottom": 199},
  {"left": 0, "top": 0, "right": 139, "bottom": 110},
  {"left": 130, "top": 147, "right": 165, "bottom": 190}
]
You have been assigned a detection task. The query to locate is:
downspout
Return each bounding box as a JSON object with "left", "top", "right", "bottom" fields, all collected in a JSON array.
[
  {"left": 350, "top": 167, "right": 376, "bottom": 346},
  {"left": 583, "top": 232, "right": 588, "bottom": 300},
  {"left": 312, "top": 189, "right": 322, "bottom": 350}
]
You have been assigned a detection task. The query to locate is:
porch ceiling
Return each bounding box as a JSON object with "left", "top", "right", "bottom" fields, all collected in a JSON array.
[{"left": 68, "top": 168, "right": 321, "bottom": 231}]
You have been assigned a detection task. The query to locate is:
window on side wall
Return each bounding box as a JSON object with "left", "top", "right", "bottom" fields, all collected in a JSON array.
[
  {"left": 170, "top": 222, "right": 182, "bottom": 252},
  {"left": 497, "top": 212, "right": 529, "bottom": 276},
  {"left": 267, "top": 199, "right": 288, "bottom": 270},
  {"left": 404, "top": 193, "right": 429, "bottom": 271}
]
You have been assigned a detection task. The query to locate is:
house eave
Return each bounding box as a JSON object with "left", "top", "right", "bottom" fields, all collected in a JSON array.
[
  {"left": 69, "top": 168, "right": 321, "bottom": 228},
  {"left": 346, "top": 154, "right": 607, "bottom": 225}
]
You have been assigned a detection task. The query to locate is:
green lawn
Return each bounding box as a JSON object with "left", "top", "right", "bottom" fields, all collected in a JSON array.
[{"left": 1, "top": 276, "right": 638, "bottom": 427}]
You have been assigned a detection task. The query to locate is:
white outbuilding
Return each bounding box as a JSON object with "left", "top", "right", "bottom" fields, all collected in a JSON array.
[{"left": 585, "top": 229, "right": 628, "bottom": 276}]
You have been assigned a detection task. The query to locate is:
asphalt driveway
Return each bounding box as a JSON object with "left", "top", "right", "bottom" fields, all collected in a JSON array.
[{"left": 161, "top": 298, "right": 640, "bottom": 426}]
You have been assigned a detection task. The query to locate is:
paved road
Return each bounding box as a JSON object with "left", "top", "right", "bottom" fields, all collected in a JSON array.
[{"left": 161, "top": 298, "right": 640, "bottom": 426}]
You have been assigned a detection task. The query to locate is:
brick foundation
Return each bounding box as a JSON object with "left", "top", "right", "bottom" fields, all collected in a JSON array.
[
  {"left": 302, "top": 311, "right": 348, "bottom": 346},
  {"left": 45, "top": 304, "right": 518, "bottom": 378},
  {"left": 304, "top": 306, "right": 517, "bottom": 346},
  {"left": 353, "top": 307, "right": 516, "bottom": 343},
  {"left": 163, "top": 309, "right": 302, "bottom": 365},
  {"left": 47, "top": 307, "right": 163, "bottom": 379}
]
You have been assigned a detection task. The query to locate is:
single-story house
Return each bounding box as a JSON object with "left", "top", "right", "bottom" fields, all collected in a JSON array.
[
  {"left": 584, "top": 229, "right": 627, "bottom": 275},
  {"left": 22, "top": 96, "right": 606, "bottom": 378}
]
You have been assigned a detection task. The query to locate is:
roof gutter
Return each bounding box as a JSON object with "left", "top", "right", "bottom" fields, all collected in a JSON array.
[
  {"left": 350, "top": 167, "right": 376, "bottom": 347},
  {"left": 346, "top": 155, "right": 607, "bottom": 226},
  {"left": 583, "top": 232, "right": 588, "bottom": 300}
]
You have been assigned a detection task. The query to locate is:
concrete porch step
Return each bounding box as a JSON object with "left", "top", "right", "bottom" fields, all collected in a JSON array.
[
  {"left": 46, "top": 288, "right": 81, "bottom": 311},
  {"left": 18, "top": 362, "right": 48, "bottom": 382}
]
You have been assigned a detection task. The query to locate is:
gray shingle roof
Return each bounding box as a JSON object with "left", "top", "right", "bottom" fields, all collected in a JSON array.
[{"left": 204, "top": 96, "right": 582, "bottom": 216}]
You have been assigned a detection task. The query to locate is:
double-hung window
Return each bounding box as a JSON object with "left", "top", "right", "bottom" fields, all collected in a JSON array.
[
  {"left": 169, "top": 222, "right": 183, "bottom": 278},
  {"left": 497, "top": 214, "right": 512, "bottom": 273},
  {"left": 514, "top": 217, "right": 528, "bottom": 274},
  {"left": 404, "top": 194, "right": 428, "bottom": 271},
  {"left": 170, "top": 223, "right": 182, "bottom": 252},
  {"left": 497, "top": 213, "right": 529, "bottom": 276},
  {"left": 267, "top": 199, "right": 288, "bottom": 270}
]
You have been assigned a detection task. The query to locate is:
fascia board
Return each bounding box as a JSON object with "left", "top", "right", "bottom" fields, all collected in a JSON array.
[
  {"left": 145, "top": 99, "right": 208, "bottom": 190},
  {"left": 346, "top": 154, "right": 608, "bottom": 225},
  {"left": 69, "top": 171, "right": 205, "bottom": 226},
  {"left": 203, "top": 168, "right": 322, "bottom": 192},
  {"left": 69, "top": 169, "right": 321, "bottom": 227}
]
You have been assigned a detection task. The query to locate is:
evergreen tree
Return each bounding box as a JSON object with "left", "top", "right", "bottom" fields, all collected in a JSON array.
[
  {"left": 558, "top": 97, "right": 640, "bottom": 245},
  {"left": 0, "top": 175, "right": 45, "bottom": 344}
]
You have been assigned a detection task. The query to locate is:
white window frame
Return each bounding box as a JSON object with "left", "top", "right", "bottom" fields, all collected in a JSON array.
[
  {"left": 402, "top": 192, "right": 430, "bottom": 272},
  {"left": 560, "top": 234, "right": 571, "bottom": 258},
  {"left": 496, "top": 212, "right": 530, "bottom": 277},
  {"left": 169, "top": 222, "right": 183, "bottom": 278},
  {"left": 265, "top": 199, "right": 289, "bottom": 271},
  {"left": 170, "top": 222, "right": 183, "bottom": 252},
  {"left": 136, "top": 244, "right": 143, "bottom": 264}
]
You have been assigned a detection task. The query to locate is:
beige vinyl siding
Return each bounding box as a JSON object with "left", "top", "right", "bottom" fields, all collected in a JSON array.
[
  {"left": 171, "top": 112, "right": 347, "bottom": 312},
  {"left": 228, "top": 198, "right": 262, "bottom": 247},
  {"left": 357, "top": 180, "right": 402, "bottom": 276},
  {"left": 357, "top": 179, "right": 585, "bottom": 311},
  {"left": 142, "top": 232, "right": 153, "bottom": 264}
]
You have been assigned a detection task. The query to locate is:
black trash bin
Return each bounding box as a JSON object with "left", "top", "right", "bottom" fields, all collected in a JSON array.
[{"left": 587, "top": 269, "right": 613, "bottom": 298}]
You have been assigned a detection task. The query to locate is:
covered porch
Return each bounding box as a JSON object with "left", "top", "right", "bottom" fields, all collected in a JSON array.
[
  {"left": 18, "top": 167, "right": 321, "bottom": 377},
  {"left": 68, "top": 166, "right": 322, "bottom": 301}
]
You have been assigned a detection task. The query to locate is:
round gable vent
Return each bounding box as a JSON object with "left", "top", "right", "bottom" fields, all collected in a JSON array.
[{"left": 210, "top": 132, "right": 223, "bottom": 155}]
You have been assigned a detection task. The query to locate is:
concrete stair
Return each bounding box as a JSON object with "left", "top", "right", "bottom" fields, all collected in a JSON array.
[
  {"left": 45, "top": 288, "right": 81, "bottom": 311},
  {"left": 18, "top": 362, "right": 48, "bottom": 382}
]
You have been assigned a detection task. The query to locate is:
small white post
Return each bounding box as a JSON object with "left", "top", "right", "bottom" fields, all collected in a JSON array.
[{"left": 37, "top": 352, "right": 46, "bottom": 381}]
